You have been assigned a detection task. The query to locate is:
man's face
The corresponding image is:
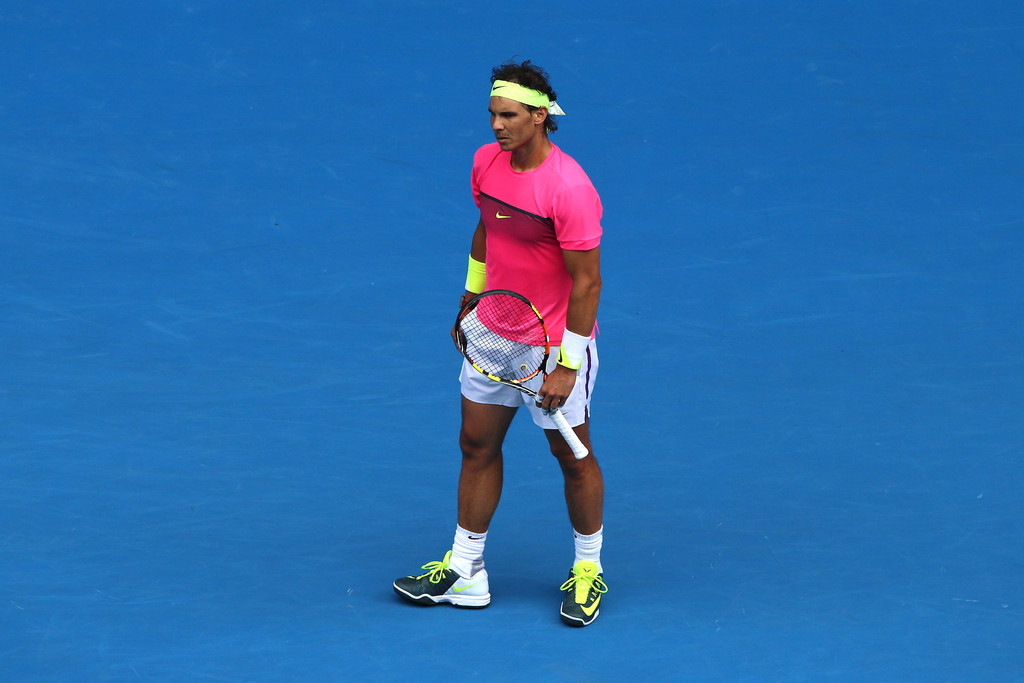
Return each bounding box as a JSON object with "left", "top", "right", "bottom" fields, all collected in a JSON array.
[{"left": 489, "top": 96, "right": 545, "bottom": 152}]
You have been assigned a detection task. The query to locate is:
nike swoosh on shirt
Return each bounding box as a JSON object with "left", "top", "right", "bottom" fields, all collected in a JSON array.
[{"left": 495, "top": 211, "right": 511, "bottom": 219}]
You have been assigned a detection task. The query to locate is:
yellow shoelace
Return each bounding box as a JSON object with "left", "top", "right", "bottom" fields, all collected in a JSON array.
[
  {"left": 560, "top": 572, "right": 608, "bottom": 598},
  {"left": 415, "top": 551, "right": 453, "bottom": 584}
]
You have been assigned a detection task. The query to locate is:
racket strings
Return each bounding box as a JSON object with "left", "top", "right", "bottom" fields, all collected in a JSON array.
[{"left": 459, "top": 294, "right": 547, "bottom": 381}]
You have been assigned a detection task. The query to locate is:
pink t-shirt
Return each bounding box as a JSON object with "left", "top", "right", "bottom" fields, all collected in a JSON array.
[{"left": 471, "top": 142, "right": 602, "bottom": 344}]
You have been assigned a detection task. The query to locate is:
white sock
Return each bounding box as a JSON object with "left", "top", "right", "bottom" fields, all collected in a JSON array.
[
  {"left": 451, "top": 525, "right": 487, "bottom": 578},
  {"left": 574, "top": 526, "right": 603, "bottom": 574}
]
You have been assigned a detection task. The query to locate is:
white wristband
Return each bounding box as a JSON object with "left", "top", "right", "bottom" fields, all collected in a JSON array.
[{"left": 557, "top": 329, "right": 590, "bottom": 370}]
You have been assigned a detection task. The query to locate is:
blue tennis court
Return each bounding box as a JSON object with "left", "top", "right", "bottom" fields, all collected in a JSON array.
[{"left": 4, "top": 1, "right": 1022, "bottom": 680}]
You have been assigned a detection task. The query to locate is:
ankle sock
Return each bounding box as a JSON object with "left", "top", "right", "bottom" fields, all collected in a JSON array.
[
  {"left": 573, "top": 526, "right": 603, "bottom": 574},
  {"left": 451, "top": 525, "right": 487, "bottom": 577}
]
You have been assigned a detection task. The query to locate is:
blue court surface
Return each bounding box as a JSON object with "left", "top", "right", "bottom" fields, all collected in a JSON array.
[{"left": 3, "top": 1, "right": 1023, "bottom": 680}]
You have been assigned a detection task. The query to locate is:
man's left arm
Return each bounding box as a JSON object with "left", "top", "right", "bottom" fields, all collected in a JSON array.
[{"left": 537, "top": 246, "right": 602, "bottom": 411}]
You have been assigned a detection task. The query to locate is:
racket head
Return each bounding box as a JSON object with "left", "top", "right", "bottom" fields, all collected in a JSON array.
[{"left": 455, "top": 289, "right": 550, "bottom": 383}]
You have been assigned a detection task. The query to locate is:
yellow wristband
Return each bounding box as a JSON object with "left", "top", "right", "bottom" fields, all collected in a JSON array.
[{"left": 465, "top": 255, "right": 486, "bottom": 294}]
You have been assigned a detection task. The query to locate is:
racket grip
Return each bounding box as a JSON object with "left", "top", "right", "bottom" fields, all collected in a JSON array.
[{"left": 549, "top": 408, "right": 589, "bottom": 460}]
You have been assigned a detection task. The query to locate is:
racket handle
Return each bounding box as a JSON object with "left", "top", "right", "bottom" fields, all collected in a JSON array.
[{"left": 548, "top": 408, "right": 589, "bottom": 460}]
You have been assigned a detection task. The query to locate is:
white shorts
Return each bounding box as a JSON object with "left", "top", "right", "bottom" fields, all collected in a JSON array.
[{"left": 459, "top": 338, "right": 599, "bottom": 429}]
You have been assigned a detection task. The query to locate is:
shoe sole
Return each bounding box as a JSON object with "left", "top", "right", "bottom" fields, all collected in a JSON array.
[{"left": 392, "top": 583, "right": 490, "bottom": 609}]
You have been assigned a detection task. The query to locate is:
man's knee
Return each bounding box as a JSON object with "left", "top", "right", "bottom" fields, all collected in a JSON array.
[
  {"left": 460, "top": 399, "right": 516, "bottom": 460},
  {"left": 459, "top": 427, "right": 498, "bottom": 460},
  {"left": 548, "top": 436, "right": 595, "bottom": 475}
]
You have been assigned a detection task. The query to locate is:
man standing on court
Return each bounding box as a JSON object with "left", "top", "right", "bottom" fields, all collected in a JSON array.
[{"left": 393, "top": 60, "right": 606, "bottom": 627}]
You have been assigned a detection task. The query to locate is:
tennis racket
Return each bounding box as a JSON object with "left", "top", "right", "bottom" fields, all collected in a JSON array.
[{"left": 455, "top": 289, "right": 589, "bottom": 460}]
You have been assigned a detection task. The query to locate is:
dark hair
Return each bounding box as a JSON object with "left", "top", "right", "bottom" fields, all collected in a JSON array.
[{"left": 490, "top": 59, "right": 559, "bottom": 133}]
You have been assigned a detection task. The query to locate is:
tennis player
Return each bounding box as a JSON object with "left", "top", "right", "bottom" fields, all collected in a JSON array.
[{"left": 393, "top": 60, "right": 606, "bottom": 626}]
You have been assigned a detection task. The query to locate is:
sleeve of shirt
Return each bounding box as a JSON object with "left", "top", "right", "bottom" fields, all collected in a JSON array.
[
  {"left": 552, "top": 182, "right": 603, "bottom": 250},
  {"left": 471, "top": 149, "right": 483, "bottom": 208}
]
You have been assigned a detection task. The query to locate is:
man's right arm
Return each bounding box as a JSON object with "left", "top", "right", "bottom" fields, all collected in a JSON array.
[
  {"left": 454, "top": 218, "right": 487, "bottom": 347},
  {"left": 463, "top": 218, "right": 487, "bottom": 304}
]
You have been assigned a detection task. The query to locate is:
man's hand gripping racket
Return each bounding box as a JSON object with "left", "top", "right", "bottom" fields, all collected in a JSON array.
[{"left": 455, "top": 290, "right": 589, "bottom": 459}]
